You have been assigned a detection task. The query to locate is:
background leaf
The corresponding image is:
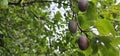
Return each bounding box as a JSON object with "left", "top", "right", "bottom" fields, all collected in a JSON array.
[
  {"left": 95, "top": 19, "right": 116, "bottom": 36},
  {"left": 0, "top": 0, "right": 8, "bottom": 9}
]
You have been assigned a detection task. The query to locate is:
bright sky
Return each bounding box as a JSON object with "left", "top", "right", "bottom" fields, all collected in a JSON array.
[{"left": 116, "top": 0, "right": 120, "bottom": 4}]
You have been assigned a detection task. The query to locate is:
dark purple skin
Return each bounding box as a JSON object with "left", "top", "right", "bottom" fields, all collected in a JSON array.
[
  {"left": 68, "top": 20, "right": 77, "bottom": 33},
  {"left": 78, "top": 0, "right": 88, "bottom": 12},
  {"left": 77, "top": 36, "right": 89, "bottom": 50}
]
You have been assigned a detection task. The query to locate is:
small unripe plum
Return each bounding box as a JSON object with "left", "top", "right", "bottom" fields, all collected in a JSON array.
[
  {"left": 77, "top": 36, "right": 89, "bottom": 50},
  {"left": 68, "top": 20, "right": 77, "bottom": 33},
  {"left": 78, "top": 0, "right": 88, "bottom": 12}
]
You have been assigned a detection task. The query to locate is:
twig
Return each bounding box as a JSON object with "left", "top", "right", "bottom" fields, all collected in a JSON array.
[
  {"left": 69, "top": 0, "right": 75, "bottom": 20},
  {"left": 77, "top": 22, "right": 89, "bottom": 33}
]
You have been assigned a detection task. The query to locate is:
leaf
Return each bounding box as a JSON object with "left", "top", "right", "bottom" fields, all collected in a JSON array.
[
  {"left": 92, "top": 0, "right": 98, "bottom": 5},
  {"left": 95, "top": 19, "right": 116, "bottom": 36},
  {"left": 53, "top": 11, "right": 62, "bottom": 24},
  {"left": 97, "top": 36, "right": 111, "bottom": 47},
  {"left": 96, "top": 36, "right": 119, "bottom": 56},
  {"left": 86, "top": 1, "right": 98, "bottom": 24},
  {"left": 100, "top": 45, "right": 119, "bottom": 56},
  {"left": 78, "top": 15, "right": 90, "bottom": 30},
  {"left": 111, "top": 37, "right": 120, "bottom": 47},
  {"left": 0, "top": 0, "right": 8, "bottom": 9},
  {"left": 91, "top": 38, "right": 98, "bottom": 54}
]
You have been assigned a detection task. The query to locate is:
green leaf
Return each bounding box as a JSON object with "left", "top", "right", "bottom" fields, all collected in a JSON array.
[
  {"left": 111, "top": 37, "right": 120, "bottom": 47},
  {"left": 53, "top": 11, "right": 62, "bottom": 24},
  {"left": 91, "top": 38, "right": 98, "bottom": 54},
  {"left": 100, "top": 45, "right": 119, "bottom": 56},
  {"left": 86, "top": 1, "right": 98, "bottom": 24},
  {"left": 95, "top": 19, "right": 116, "bottom": 36},
  {"left": 92, "top": 0, "right": 98, "bottom": 5},
  {"left": 97, "top": 36, "right": 111, "bottom": 47},
  {"left": 78, "top": 15, "right": 90, "bottom": 30},
  {"left": 97, "top": 36, "right": 119, "bottom": 56},
  {"left": 0, "top": 0, "right": 8, "bottom": 9}
]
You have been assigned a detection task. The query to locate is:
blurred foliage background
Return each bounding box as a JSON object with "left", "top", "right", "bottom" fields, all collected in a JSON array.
[{"left": 0, "top": 0, "right": 120, "bottom": 56}]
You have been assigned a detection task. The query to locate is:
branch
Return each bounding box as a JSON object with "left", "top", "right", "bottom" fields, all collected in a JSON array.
[
  {"left": 77, "top": 23, "right": 90, "bottom": 33},
  {"left": 8, "top": 0, "right": 70, "bottom": 6},
  {"left": 69, "top": 0, "right": 75, "bottom": 20},
  {"left": 69, "top": 0, "right": 90, "bottom": 36}
]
